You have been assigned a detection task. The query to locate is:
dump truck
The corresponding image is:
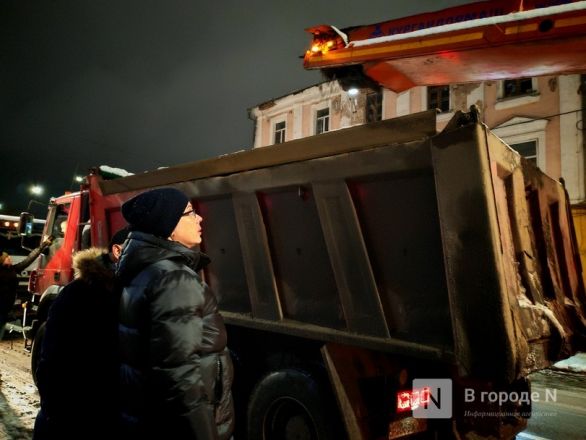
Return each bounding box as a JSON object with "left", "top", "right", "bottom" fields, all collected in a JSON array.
[{"left": 19, "top": 109, "right": 586, "bottom": 439}]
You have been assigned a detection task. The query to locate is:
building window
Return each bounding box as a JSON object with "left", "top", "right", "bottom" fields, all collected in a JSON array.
[
  {"left": 274, "top": 121, "right": 286, "bottom": 144},
  {"left": 503, "top": 78, "right": 534, "bottom": 98},
  {"left": 316, "top": 108, "right": 330, "bottom": 134},
  {"left": 427, "top": 85, "right": 450, "bottom": 113},
  {"left": 493, "top": 117, "right": 546, "bottom": 170},
  {"left": 366, "top": 90, "right": 383, "bottom": 123},
  {"left": 510, "top": 140, "right": 537, "bottom": 165},
  {"left": 496, "top": 78, "right": 539, "bottom": 110}
]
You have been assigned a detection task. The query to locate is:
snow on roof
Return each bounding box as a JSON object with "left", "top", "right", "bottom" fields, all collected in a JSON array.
[
  {"left": 99, "top": 165, "right": 134, "bottom": 178},
  {"left": 348, "top": 2, "right": 586, "bottom": 48}
]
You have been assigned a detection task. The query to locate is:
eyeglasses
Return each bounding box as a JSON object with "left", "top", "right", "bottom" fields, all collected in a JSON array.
[{"left": 181, "top": 209, "right": 197, "bottom": 218}]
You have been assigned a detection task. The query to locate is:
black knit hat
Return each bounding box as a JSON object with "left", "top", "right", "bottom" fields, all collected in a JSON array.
[
  {"left": 121, "top": 188, "right": 189, "bottom": 238},
  {"left": 108, "top": 226, "right": 130, "bottom": 249}
]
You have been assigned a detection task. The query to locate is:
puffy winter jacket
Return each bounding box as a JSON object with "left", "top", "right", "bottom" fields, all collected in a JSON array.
[
  {"left": 33, "top": 248, "right": 119, "bottom": 440},
  {"left": 117, "top": 232, "right": 234, "bottom": 440}
]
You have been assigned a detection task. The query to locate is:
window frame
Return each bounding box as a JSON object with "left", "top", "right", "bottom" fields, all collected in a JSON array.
[
  {"left": 493, "top": 117, "right": 547, "bottom": 170},
  {"left": 365, "top": 89, "right": 383, "bottom": 123},
  {"left": 426, "top": 85, "right": 451, "bottom": 114},
  {"left": 315, "top": 107, "right": 330, "bottom": 135},
  {"left": 273, "top": 120, "right": 286, "bottom": 145},
  {"left": 495, "top": 77, "right": 540, "bottom": 110},
  {"left": 501, "top": 78, "right": 535, "bottom": 99},
  {"left": 509, "top": 139, "right": 538, "bottom": 165}
]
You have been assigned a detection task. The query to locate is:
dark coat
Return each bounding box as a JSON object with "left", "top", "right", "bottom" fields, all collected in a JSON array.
[
  {"left": 117, "top": 231, "right": 234, "bottom": 440},
  {"left": 33, "top": 248, "right": 120, "bottom": 440},
  {"left": 0, "top": 242, "right": 49, "bottom": 328},
  {"left": 0, "top": 266, "right": 18, "bottom": 325}
]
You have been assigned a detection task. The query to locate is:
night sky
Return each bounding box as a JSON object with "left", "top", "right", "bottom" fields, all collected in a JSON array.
[{"left": 1, "top": 0, "right": 470, "bottom": 214}]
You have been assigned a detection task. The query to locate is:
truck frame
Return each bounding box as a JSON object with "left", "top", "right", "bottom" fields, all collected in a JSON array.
[{"left": 21, "top": 110, "right": 586, "bottom": 439}]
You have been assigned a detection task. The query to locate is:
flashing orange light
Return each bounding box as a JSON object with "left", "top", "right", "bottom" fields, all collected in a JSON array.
[
  {"left": 309, "top": 39, "right": 337, "bottom": 56},
  {"left": 3, "top": 221, "right": 9, "bottom": 227}
]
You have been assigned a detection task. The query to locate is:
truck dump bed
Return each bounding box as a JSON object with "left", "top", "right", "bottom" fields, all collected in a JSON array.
[{"left": 99, "top": 110, "right": 586, "bottom": 383}]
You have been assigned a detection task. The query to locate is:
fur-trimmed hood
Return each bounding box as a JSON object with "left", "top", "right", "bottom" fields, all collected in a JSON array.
[{"left": 72, "top": 247, "right": 115, "bottom": 287}]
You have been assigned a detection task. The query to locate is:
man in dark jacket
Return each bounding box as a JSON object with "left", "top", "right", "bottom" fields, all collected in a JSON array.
[
  {"left": 0, "top": 236, "right": 53, "bottom": 340},
  {"left": 117, "top": 188, "right": 234, "bottom": 440},
  {"left": 33, "top": 228, "right": 129, "bottom": 440}
]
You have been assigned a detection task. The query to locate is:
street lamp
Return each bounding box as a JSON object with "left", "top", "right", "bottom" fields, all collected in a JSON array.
[{"left": 29, "top": 184, "right": 44, "bottom": 196}]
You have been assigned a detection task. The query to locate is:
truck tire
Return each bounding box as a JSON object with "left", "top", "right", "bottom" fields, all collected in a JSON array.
[
  {"left": 31, "top": 321, "right": 46, "bottom": 386},
  {"left": 247, "top": 368, "right": 341, "bottom": 440}
]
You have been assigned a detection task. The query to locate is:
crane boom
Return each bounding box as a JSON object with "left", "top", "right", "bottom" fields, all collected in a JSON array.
[{"left": 304, "top": 0, "right": 586, "bottom": 91}]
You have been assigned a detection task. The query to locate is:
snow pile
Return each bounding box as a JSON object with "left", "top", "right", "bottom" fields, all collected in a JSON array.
[{"left": 552, "top": 352, "right": 586, "bottom": 373}]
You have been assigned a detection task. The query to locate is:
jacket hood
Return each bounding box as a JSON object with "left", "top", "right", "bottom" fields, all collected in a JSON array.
[
  {"left": 72, "top": 247, "right": 114, "bottom": 286},
  {"left": 116, "top": 231, "right": 209, "bottom": 284}
]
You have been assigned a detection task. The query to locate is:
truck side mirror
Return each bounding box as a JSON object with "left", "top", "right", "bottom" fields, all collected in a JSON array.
[{"left": 19, "top": 212, "right": 35, "bottom": 237}]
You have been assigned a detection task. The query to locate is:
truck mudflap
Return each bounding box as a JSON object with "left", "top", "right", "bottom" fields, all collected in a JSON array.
[{"left": 432, "top": 118, "right": 586, "bottom": 382}]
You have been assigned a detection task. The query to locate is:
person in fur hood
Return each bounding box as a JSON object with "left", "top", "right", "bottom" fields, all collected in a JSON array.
[{"left": 33, "top": 227, "right": 129, "bottom": 440}]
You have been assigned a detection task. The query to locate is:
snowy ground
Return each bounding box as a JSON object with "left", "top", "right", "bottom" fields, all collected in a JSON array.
[
  {"left": 0, "top": 333, "right": 584, "bottom": 440},
  {"left": 0, "top": 334, "right": 38, "bottom": 440},
  {"left": 552, "top": 351, "right": 586, "bottom": 373}
]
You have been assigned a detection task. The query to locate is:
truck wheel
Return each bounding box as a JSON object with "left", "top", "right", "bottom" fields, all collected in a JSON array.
[
  {"left": 31, "top": 321, "right": 46, "bottom": 386},
  {"left": 247, "top": 369, "right": 340, "bottom": 440}
]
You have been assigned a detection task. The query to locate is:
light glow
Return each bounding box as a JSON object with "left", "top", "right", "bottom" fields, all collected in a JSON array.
[
  {"left": 29, "top": 185, "right": 44, "bottom": 196},
  {"left": 310, "top": 40, "right": 337, "bottom": 55},
  {"left": 396, "top": 387, "right": 431, "bottom": 412}
]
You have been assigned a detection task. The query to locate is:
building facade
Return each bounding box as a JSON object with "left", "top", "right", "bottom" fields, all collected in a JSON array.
[{"left": 249, "top": 75, "right": 585, "bottom": 204}]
